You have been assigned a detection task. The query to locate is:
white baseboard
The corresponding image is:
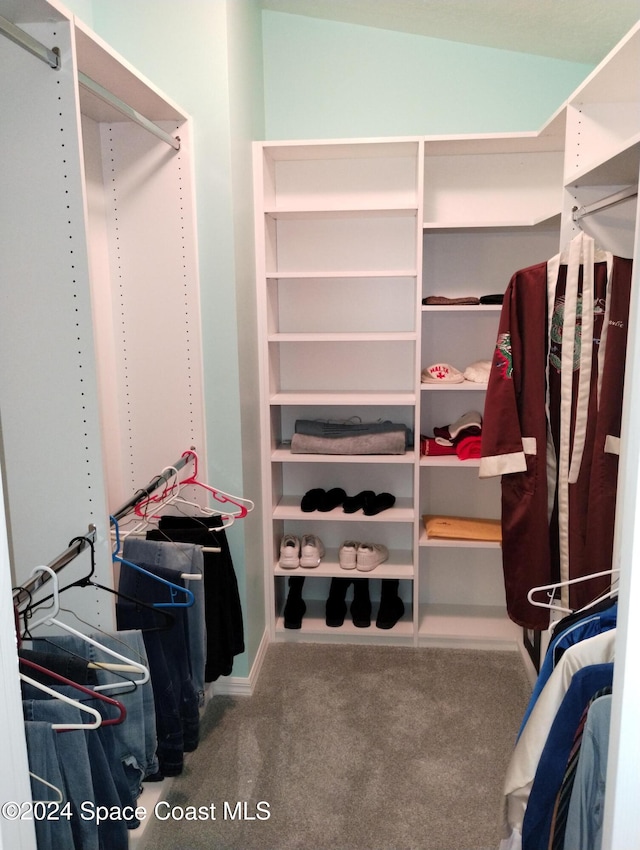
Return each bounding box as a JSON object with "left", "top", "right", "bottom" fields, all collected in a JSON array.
[{"left": 206, "top": 627, "right": 270, "bottom": 698}]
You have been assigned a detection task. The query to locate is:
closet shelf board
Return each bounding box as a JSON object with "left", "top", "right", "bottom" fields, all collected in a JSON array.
[
  {"left": 266, "top": 270, "right": 417, "bottom": 280},
  {"left": 268, "top": 332, "right": 417, "bottom": 342},
  {"left": 419, "top": 456, "right": 482, "bottom": 468},
  {"left": 421, "top": 304, "right": 501, "bottom": 313},
  {"left": 261, "top": 138, "right": 421, "bottom": 160},
  {"left": 422, "top": 212, "right": 562, "bottom": 230},
  {"left": 565, "top": 136, "right": 640, "bottom": 187},
  {"left": 265, "top": 206, "right": 418, "bottom": 220},
  {"left": 423, "top": 131, "right": 564, "bottom": 157},
  {"left": 270, "top": 391, "right": 417, "bottom": 405},
  {"left": 272, "top": 447, "right": 418, "bottom": 464},
  {"left": 273, "top": 497, "right": 415, "bottom": 522},
  {"left": 418, "top": 604, "right": 520, "bottom": 649},
  {"left": 275, "top": 601, "right": 415, "bottom": 643},
  {"left": 273, "top": 551, "right": 414, "bottom": 579},
  {"left": 420, "top": 381, "right": 488, "bottom": 391}
]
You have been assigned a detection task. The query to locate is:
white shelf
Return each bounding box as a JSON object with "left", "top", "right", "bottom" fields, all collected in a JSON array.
[
  {"left": 272, "top": 446, "right": 417, "bottom": 464},
  {"left": 268, "top": 331, "right": 417, "bottom": 342},
  {"left": 275, "top": 599, "right": 415, "bottom": 642},
  {"left": 422, "top": 212, "right": 562, "bottom": 230},
  {"left": 419, "top": 456, "right": 481, "bottom": 468},
  {"left": 265, "top": 205, "right": 418, "bottom": 218},
  {"left": 274, "top": 549, "right": 414, "bottom": 580},
  {"left": 270, "top": 390, "right": 416, "bottom": 405},
  {"left": 273, "top": 496, "right": 415, "bottom": 522},
  {"left": 418, "top": 604, "right": 520, "bottom": 650},
  {"left": 422, "top": 304, "right": 501, "bottom": 313},
  {"left": 266, "top": 269, "right": 417, "bottom": 280},
  {"left": 419, "top": 531, "right": 501, "bottom": 549},
  {"left": 565, "top": 135, "right": 640, "bottom": 188},
  {"left": 420, "top": 380, "right": 488, "bottom": 391}
]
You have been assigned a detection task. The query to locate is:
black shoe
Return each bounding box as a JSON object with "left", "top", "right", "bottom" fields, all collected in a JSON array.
[
  {"left": 301, "top": 488, "right": 326, "bottom": 512},
  {"left": 363, "top": 492, "right": 396, "bottom": 516},
  {"left": 326, "top": 577, "right": 352, "bottom": 627},
  {"left": 342, "top": 490, "right": 375, "bottom": 514},
  {"left": 284, "top": 576, "right": 306, "bottom": 629},
  {"left": 318, "top": 487, "right": 347, "bottom": 512},
  {"left": 351, "top": 578, "right": 371, "bottom": 628},
  {"left": 376, "top": 579, "right": 404, "bottom": 629}
]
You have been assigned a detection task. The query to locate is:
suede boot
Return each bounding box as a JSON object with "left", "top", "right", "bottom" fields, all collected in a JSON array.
[
  {"left": 283, "top": 576, "right": 306, "bottom": 629},
  {"left": 376, "top": 579, "right": 404, "bottom": 629},
  {"left": 326, "top": 577, "right": 352, "bottom": 627},
  {"left": 351, "top": 578, "right": 372, "bottom": 628}
]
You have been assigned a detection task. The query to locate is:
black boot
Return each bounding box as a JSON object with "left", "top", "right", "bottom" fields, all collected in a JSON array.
[
  {"left": 351, "top": 578, "right": 371, "bottom": 628},
  {"left": 376, "top": 579, "right": 404, "bottom": 629},
  {"left": 284, "top": 576, "right": 306, "bottom": 629},
  {"left": 326, "top": 577, "right": 352, "bottom": 627}
]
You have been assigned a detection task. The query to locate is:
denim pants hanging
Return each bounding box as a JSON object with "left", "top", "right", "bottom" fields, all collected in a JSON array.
[
  {"left": 115, "top": 558, "right": 200, "bottom": 776},
  {"left": 24, "top": 720, "right": 75, "bottom": 850}
]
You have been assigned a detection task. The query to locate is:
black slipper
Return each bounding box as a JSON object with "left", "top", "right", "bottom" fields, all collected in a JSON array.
[
  {"left": 363, "top": 492, "right": 396, "bottom": 516},
  {"left": 342, "top": 490, "right": 375, "bottom": 513},
  {"left": 318, "top": 487, "right": 347, "bottom": 512},
  {"left": 301, "top": 488, "right": 326, "bottom": 512}
]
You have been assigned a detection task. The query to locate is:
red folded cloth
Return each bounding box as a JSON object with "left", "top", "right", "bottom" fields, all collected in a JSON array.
[
  {"left": 420, "top": 436, "right": 456, "bottom": 456},
  {"left": 456, "top": 435, "right": 482, "bottom": 460}
]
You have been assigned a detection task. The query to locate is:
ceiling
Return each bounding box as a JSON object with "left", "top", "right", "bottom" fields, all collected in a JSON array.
[{"left": 260, "top": 0, "right": 640, "bottom": 64}]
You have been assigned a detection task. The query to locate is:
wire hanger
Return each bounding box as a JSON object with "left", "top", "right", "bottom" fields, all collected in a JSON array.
[
  {"left": 22, "top": 565, "right": 151, "bottom": 693},
  {"left": 527, "top": 568, "right": 620, "bottom": 615},
  {"left": 111, "top": 516, "right": 195, "bottom": 608},
  {"left": 35, "top": 533, "right": 176, "bottom": 635},
  {"left": 19, "top": 656, "right": 127, "bottom": 727}
]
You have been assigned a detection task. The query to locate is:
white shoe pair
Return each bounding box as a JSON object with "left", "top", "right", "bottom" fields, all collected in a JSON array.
[
  {"left": 279, "top": 533, "right": 325, "bottom": 569},
  {"left": 339, "top": 541, "right": 389, "bottom": 572}
]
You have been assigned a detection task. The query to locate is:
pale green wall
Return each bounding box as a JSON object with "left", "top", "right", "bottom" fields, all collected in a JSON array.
[{"left": 262, "top": 11, "right": 594, "bottom": 139}]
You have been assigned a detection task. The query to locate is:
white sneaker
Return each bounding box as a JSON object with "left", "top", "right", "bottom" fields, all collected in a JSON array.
[
  {"left": 338, "top": 540, "right": 360, "bottom": 570},
  {"left": 279, "top": 534, "right": 300, "bottom": 569},
  {"left": 300, "top": 534, "right": 325, "bottom": 568},
  {"left": 356, "top": 542, "right": 389, "bottom": 572}
]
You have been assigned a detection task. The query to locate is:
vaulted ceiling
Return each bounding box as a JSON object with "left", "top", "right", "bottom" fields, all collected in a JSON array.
[{"left": 260, "top": 0, "right": 640, "bottom": 64}]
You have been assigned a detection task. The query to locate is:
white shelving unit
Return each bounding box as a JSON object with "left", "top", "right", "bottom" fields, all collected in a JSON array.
[
  {"left": 254, "top": 131, "right": 566, "bottom": 648},
  {"left": 419, "top": 130, "right": 564, "bottom": 648},
  {"left": 254, "top": 138, "right": 423, "bottom": 643}
]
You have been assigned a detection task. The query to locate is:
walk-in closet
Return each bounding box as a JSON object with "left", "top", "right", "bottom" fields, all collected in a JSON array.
[{"left": 1, "top": 2, "right": 639, "bottom": 849}]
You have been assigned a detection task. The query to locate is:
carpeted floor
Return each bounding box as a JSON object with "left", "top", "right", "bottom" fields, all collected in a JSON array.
[{"left": 140, "top": 643, "right": 531, "bottom": 850}]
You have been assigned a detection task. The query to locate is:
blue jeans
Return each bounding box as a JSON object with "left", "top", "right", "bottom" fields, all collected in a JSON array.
[
  {"left": 122, "top": 537, "right": 206, "bottom": 705},
  {"left": 24, "top": 720, "right": 75, "bottom": 850},
  {"left": 30, "top": 629, "right": 160, "bottom": 799},
  {"left": 115, "top": 558, "right": 200, "bottom": 776}
]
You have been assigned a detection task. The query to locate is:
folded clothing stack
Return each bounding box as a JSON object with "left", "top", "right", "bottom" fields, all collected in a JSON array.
[
  {"left": 291, "top": 419, "right": 412, "bottom": 455},
  {"left": 420, "top": 410, "right": 483, "bottom": 460},
  {"left": 422, "top": 293, "right": 504, "bottom": 306},
  {"left": 423, "top": 514, "right": 502, "bottom": 543}
]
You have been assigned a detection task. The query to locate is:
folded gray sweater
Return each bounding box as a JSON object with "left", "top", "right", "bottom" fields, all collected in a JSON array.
[{"left": 290, "top": 431, "right": 406, "bottom": 455}]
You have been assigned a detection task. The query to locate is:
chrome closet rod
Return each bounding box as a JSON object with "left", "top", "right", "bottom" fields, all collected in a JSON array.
[
  {"left": 12, "top": 525, "right": 97, "bottom": 608},
  {"left": 0, "top": 13, "right": 60, "bottom": 69},
  {"left": 572, "top": 185, "right": 638, "bottom": 222},
  {"left": 110, "top": 452, "right": 193, "bottom": 523},
  {"left": 78, "top": 71, "right": 181, "bottom": 151}
]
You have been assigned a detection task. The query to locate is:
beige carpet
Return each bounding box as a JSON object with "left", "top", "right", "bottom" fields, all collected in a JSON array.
[{"left": 140, "top": 643, "right": 531, "bottom": 850}]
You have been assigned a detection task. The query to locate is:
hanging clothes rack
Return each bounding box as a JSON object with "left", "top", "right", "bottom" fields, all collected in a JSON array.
[
  {"left": 110, "top": 452, "right": 194, "bottom": 523},
  {"left": 12, "top": 525, "right": 97, "bottom": 609},
  {"left": 78, "top": 72, "right": 181, "bottom": 152},
  {"left": 0, "top": 13, "right": 60, "bottom": 69},
  {"left": 572, "top": 184, "right": 638, "bottom": 222},
  {"left": 0, "top": 17, "right": 179, "bottom": 151}
]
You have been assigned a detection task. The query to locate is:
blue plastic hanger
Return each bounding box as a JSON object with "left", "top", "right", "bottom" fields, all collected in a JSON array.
[{"left": 110, "top": 516, "right": 194, "bottom": 608}]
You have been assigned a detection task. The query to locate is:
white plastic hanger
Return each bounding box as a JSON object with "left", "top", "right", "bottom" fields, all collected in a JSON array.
[
  {"left": 24, "top": 565, "right": 151, "bottom": 692},
  {"left": 19, "top": 673, "right": 102, "bottom": 730},
  {"left": 527, "top": 568, "right": 620, "bottom": 615}
]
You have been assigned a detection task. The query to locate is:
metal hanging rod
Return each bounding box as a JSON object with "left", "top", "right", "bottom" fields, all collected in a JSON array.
[
  {"left": 110, "top": 452, "right": 194, "bottom": 523},
  {"left": 12, "top": 525, "right": 97, "bottom": 609},
  {"left": 573, "top": 185, "right": 638, "bottom": 222},
  {"left": 0, "top": 13, "right": 60, "bottom": 69},
  {"left": 78, "top": 71, "right": 181, "bottom": 152}
]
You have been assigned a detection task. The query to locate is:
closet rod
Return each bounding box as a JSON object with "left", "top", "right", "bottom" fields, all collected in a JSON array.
[
  {"left": 110, "top": 452, "right": 193, "bottom": 523},
  {"left": 0, "top": 13, "right": 60, "bottom": 69},
  {"left": 12, "top": 525, "right": 97, "bottom": 608},
  {"left": 572, "top": 185, "right": 638, "bottom": 222},
  {"left": 78, "top": 71, "right": 181, "bottom": 152}
]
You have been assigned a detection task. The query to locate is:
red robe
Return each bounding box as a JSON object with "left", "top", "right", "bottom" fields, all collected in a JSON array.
[{"left": 480, "top": 248, "right": 632, "bottom": 629}]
